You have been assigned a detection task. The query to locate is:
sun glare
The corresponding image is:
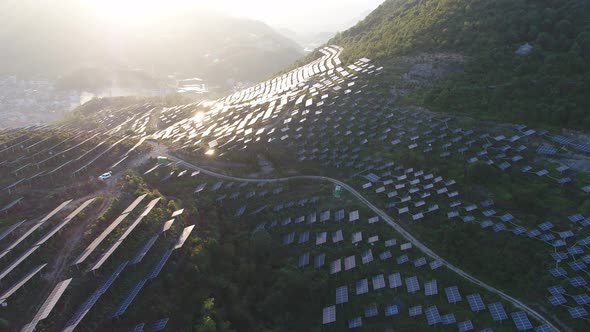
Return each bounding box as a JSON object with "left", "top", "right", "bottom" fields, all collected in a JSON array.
[
  {"left": 193, "top": 112, "right": 205, "bottom": 123},
  {"left": 84, "top": 0, "right": 188, "bottom": 22}
]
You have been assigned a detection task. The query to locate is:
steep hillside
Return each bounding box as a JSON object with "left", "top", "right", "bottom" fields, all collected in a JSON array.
[
  {"left": 0, "top": 0, "right": 302, "bottom": 86},
  {"left": 330, "top": 0, "right": 590, "bottom": 129}
]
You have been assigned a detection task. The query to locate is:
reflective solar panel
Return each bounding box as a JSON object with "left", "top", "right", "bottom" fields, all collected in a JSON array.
[{"left": 488, "top": 302, "right": 508, "bottom": 321}]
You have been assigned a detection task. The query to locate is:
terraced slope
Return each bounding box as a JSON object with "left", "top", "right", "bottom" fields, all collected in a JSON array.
[{"left": 2, "top": 43, "right": 590, "bottom": 331}]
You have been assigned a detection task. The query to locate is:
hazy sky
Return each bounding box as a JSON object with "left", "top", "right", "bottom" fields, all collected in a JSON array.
[{"left": 84, "top": 0, "right": 385, "bottom": 33}]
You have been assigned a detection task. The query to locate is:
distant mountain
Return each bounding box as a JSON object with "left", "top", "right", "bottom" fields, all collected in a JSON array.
[
  {"left": 329, "top": 0, "right": 590, "bottom": 130},
  {"left": 0, "top": 0, "right": 303, "bottom": 88}
]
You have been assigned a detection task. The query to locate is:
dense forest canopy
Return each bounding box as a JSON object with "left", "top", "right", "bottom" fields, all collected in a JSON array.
[{"left": 330, "top": 0, "right": 590, "bottom": 129}]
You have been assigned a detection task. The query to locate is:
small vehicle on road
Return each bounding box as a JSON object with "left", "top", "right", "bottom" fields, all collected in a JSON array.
[{"left": 98, "top": 171, "right": 113, "bottom": 180}]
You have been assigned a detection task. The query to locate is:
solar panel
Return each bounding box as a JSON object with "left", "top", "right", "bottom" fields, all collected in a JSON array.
[
  {"left": 128, "top": 323, "right": 144, "bottom": 332},
  {"left": 0, "top": 246, "right": 39, "bottom": 280},
  {"left": 569, "top": 306, "right": 588, "bottom": 318},
  {"left": 283, "top": 232, "right": 295, "bottom": 245},
  {"left": 569, "top": 276, "right": 587, "bottom": 287},
  {"left": 356, "top": 278, "right": 369, "bottom": 295},
  {"left": 330, "top": 259, "right": 341, "bottom": 274},
  {"left": 547, "top": 285, "right": 566, "bottom": 295},
  {"left": 389, "top": 273, "right": 402, "bottom": 288},
  {"left": 361, "top": 249, "right": 373, "bottom": 264},
  {"left": 148, "top": 249, "right": 173, "bottom": 279},
  {"left": 549, "top": 267, "right": 567, "bottom": 277},
  {"left": 430, "top": 260, "right": 443, "bottom": 270},
  {"left": 536, "top": 146, "right": 557, "bottom": 155},
  {"left": 424, "top": 306, "right": 441, "bottom": 325},
  {"left": 336, "top": 286, "right": 349, "bottom": 304},
  {"left": 0, "top": 263, "right": 46, "bottom": 305},
  {"left": 534, "top": 324, "right": 552, "bottom": 332},
  {"left": 298, "top": 231, "right": 310, "bottom": 244},
  {"left": 573, "top": 293, "right": 590, "bottom": 305},
  {"left": 372, "top": 274, "right": 385, "bottom": 290},
  {"left": 63, "top": 261, "right": 128, "bottom": 332},
  {"left": 424, "top": 280, "right": 438, "bottom": 296},
  {"left": 322, "top": 306, "right": 336, "bottom": 324},
  {"left": 298, "top": 252, "right": 310, "bottom": 267},
  {"left": 174, "top": 225, "right": 195, "bottom": 249},
  {"left": 30, "top": 271, "right": 70, "bottom": 315},
  {"left": 90, "top": 198, "right": 161, "bottom": 272},
  {"left": 365, "top": 303, "right": 378, "bottom": 317},
  {"left": 151, "top": 318, "right": 169, "bottom": 331},
  {"left": 441, "top": 313, "right": 456, "bottom": 325},
  {"left": 548, "top": 294, "right": 567, "bottom": 306},
  {"left": 379, "top": 250, "right": 392, "bottom": 260},
  {"left": 332, "top": 230, "right": 343, "bottom": 243},
  {"left": 445, "top": 286, "right": 462, "bottom": 304},
  {"left": 466, "top": 293, "right": 486, "bottom": 312},
  {"left": 384, "top": 304, "right": 399, "bottom": 316},
  {"left": 0, "top": 220, "right": 25, "bottom": 243},
  {"left": 405, "top": 276, "right": 420, "bottom": 293},
  {"left": 488, "top": 302, "right": 508, "bottom": 321},
  {"left": 397, "top": 254, "right": 409, "bottom": 264},
  {"left": 335, "top": 209, "right": 345, "bottom": 221},
  {"left": 511, "top": 311, "right": 533, "bottom": 330},
  {"left": 348, "top": 317, "right": 362, "bottom": 328},
  {"left": 552, "top": 135, "right": 574, "bottom": 145},
  {"left": 414, "top": 257, "right": 427, "bottom": 267},
  {"left": 351, "top": 232, "right": 362, "bottom": 244},
  {"left": 131, "top": 235, "right": 159, "bottom": 265},
  {"left": 384, "top": 239, "right": 396, "bottom": 247},
  {"left": 458, "top": 320, "right": 474, "bottom": 332},
  {"left": 112, "top": 278, "right": 147, "bottom": 318},
  {"left": 409, "top": 305, "right": 423, "bottom": 317},
  {"left": 314, "top": 253, "right": 325, "bottom": 268}
]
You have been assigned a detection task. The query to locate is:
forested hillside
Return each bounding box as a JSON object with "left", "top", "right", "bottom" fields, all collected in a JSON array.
[{"left": 331, "top": 0, "right": 590, "bottom": 129}]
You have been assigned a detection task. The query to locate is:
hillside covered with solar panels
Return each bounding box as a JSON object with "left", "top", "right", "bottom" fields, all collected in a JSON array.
[{"left": 2, "top": 2, "right": 590, "bottom": 332}]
